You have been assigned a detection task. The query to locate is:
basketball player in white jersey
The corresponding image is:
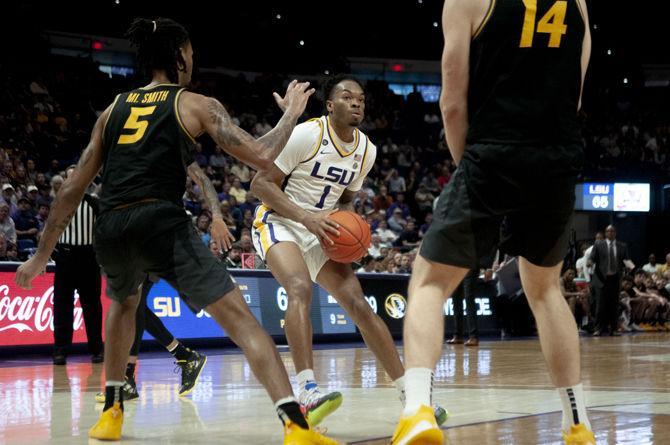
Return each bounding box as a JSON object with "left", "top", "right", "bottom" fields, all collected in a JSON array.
[{"left": 251, "top": 76, "right": 446, "bottom": 427}]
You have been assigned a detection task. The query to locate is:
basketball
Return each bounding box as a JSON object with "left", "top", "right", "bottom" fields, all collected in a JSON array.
[{"left": 324, "top": 210, "right": 371, "bottom": 264}]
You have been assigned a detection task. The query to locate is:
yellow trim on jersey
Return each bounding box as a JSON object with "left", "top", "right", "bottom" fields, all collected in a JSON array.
[
  {"left": 101, "top": 94, "right": 121, "bottom": 146},
  {"left": 473, "top": 0, "right": 496, "bottom": 40},
  {"left": 300, "top": 118, "right": 325, "bottom": 164},
  {"left": 359, "top": 134, "right": 369, "bottom": 174},
  {"left": 174, "top": 89, "right": 197, "bottom": 145},
  {"left": 139, "top": 83, "right": 180, "bottom": 90},
  {"left": 326, "top": 116, "right": 359, "bottom": 158},
  {"left": 252, "top": 204, "right": 273, "bottom": 254}
]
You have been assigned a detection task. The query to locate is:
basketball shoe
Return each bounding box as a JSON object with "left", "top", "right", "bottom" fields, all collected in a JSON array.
[
  {"left": 563, "top": 424, "right": 595, "bottom": 445},
  {"left": 391, "top": 404, "right": 444, "bottom": 445},
  {"left": 300, "top": 388, "right": 343, "bottom": 426},
  {"left": 283, "top": 421, "right": 340, "bottom": 444},
  {"left": 89, "top": 402, "right": 123, "bottom": 440},
  {"left": 178, "top": 351, "right": 207, "bottom": 396}
]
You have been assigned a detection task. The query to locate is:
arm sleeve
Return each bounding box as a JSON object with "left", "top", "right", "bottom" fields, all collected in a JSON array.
[
  {"left": 347, "top": 141, "right": 377, "bottom": 192},
  {"left": 274, "top": 120, "right": 322, "bottom": 175}
]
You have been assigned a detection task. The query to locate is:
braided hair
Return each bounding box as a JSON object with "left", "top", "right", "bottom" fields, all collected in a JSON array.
[{"left": 126, "top": 18, "right": 190, "bottom": 83}]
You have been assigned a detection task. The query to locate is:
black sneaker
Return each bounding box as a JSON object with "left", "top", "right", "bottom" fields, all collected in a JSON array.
[
  {"left": 91, "top": 352, "right": 104, "bottom": 364},
  {"left": 177, "top": 352, "right": 207, "bottom": 396},
  {"left": 53, "top": 348, "right": 67, "bottom": 366}
]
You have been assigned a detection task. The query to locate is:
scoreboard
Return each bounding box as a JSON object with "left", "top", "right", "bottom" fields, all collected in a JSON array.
[{"left": 576, "top": 183, "right": 650, "bottom": 212}]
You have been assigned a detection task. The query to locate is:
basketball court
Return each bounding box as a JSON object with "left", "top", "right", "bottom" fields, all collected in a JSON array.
[{"left": 1, "top": 334, "right": 667, "bottom": 444}]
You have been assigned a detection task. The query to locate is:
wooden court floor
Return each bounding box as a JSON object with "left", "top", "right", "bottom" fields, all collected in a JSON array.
[{"left": 0, "top": 333, "right": 668, "bottom": 444}]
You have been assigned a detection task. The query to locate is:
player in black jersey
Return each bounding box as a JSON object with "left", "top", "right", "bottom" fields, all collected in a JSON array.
[
  {"left": 16, "top": 17, "right": 337, "bottom": 445},
  {"left": 392, "top": 1, "right": 594, "bottom": 445}
]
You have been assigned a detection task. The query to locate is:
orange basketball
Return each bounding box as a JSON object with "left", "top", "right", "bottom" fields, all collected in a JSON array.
[{"left": 325, "top": 210, "right": 372, "bottom": 264}]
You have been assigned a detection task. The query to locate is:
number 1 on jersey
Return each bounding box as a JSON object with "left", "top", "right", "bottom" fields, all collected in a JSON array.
[
  {"left": 315, "top": 185, "right": 332, "bottom": 209},
  {"left": 520, "top": 0, "right": 568, "bottom": 48}
]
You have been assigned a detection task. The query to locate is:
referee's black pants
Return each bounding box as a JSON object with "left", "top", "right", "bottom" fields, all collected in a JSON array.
[{"left": 53, "top": 244, "right": 103, "bottom": 355}]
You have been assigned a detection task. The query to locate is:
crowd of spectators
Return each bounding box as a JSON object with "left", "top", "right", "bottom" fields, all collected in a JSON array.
[{"left": 1, "top": 54, "right": 669, "bottom": 281}]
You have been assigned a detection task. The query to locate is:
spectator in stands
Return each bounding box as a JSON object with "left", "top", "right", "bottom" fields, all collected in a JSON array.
[
  {"left": 193, "top": 143, "right": 208, "bottom": 167},
  {"left": 368, "top": 234, "right": 384, "bottom": 258},
  {"left": 238, "top": 191, "right": 259, "bottom": 216},
  {"left": 225, "top": 243, "right": 243, "bottom": 268},
  {"left": 195, "top": 213, "right": 211, "bottom": 245},
  {"left": 619, "top": 277, "right": 643, "bottom": 332},
  {"left": 387, "top": 207, "right": 407, "bottom": 233},
  {"left": 386, "top": 169, "right": 406, "bottom": 194},
  {"left": 26, "top": 159, "right": 38, "bottom": 183},
  {"left": 209, "top": 240, "right": 223, "bottom": 261},
  {"left": 395, "top": 220, "right": 420, "bottom": 249},
  {"left": 415, "top": 183, "right": 436, "bottom": 214},
  {"left": 219, "top": 200, "right": 238, "bottom": 233},
  {"left": 375, "top": 219, "right": 397, "bottom": 245},
  {"left": 2, "top": 184, "right": 18, "bottom": 214},
  {"left": 397, "top": 254, "right": 412, "bottom": 274},
  {"left": 37, "top": 185, "right": 52, "bottom": 207},
  {"left": 12, "top": 197, "right": 39, "bottom": 244},
  {"left": 354, "top": 190, "right": 375, "bottom": 216},
  {"left": 560, "top": 268, "right": 591, "bottom": 331},
  {"left": 45, "top": 160, "right": 60, "bottom": 182},
  {"left": 357, "top": 255, "right": 377, "bottom": 273},
  {"left": 0, "top": 234, "right": 17, "bottom": 261},
  {"left": 659, "top": 253, "right": 670, "bottom": 275},
  {"left": 373, "top": 185, "right": 393, "bottom": 212},
  {"left": 0, "top": 203, "right": 17, "bottom": 245},
  {"left": 420, "top": 170, "right": 441, "bottom": 194},
  {"left": 575, "top": 244, "right": 593, "bottom": 282},
  {"left": 386, "top": 192, "right": 410, "bottom": 219},
  {"left": 218, "top": 181, "right": 231, "bottom": 202},
  {"left": 643, "top": 254, "right": 661, "bottom": 274},
  {"left": 241, "top": 209, "right": 255, "bottom": 233},
  {"left": 229, "top": 176, "right": 247, "bottom": 202},
  {"left": 437, "top": 163, "right": 452, "bottom": 189},
  {"left": 26, "top": 185, "right": 39, "bottom": 207},
  {"left": 419, "top": 213, "right": 432, "bottom": 238},
  {"left": 209, "top": 145, "right": 228, "bottom": 170},
  {"left": 231, "top": 163, "right": 251, "bottom": 189},
  {"left": 36, "top": 203, "right": 49, "bottom": 231},
  {"left": 50, "top": 175, "right": 64, "bottom": 199}
]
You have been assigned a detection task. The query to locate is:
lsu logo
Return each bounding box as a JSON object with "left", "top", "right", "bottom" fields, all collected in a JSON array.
[
  {"left": 154, "top": 297, "right": 181, "bottom": 317},
  {"left": 310, "top": 161, "right": 355, "bottom": 186},
  {"left": 385, "top": 294, "right": 407, "bottom": 319}
]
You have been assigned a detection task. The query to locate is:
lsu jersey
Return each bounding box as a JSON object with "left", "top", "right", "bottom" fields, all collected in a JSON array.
[{"left": 272, "top": 115, "right": 376, "bottom": 212}]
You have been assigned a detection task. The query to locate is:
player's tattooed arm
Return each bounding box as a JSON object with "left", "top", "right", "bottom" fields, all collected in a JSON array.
[
  {"left": 187, "top": 162, "right": 223, "bottom": 219},
  {"left": 338, "top": 189, "right": 356, "bottom": 212},
  {"left": 187, "top": 162, "right": 235, "bottom": 250},
  {"left": 201, "top": 81, "right": 314, "bottom": 171}
]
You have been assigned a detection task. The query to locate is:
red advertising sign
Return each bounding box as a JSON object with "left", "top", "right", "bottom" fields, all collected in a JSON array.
[{"left": 0, "top": 271, "right": 111, "bottom": 346}]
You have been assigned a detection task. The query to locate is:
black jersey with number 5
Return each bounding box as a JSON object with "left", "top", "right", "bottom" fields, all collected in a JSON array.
[
  {"left": 99, "top": 84, "right": 196, "bottom": 214},
  {"left": 466, "top": 0, "right": 586, "bottom": 145}
]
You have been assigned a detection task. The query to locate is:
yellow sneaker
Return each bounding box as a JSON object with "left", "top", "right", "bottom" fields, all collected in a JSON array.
[
  {"left": 88, "top": 402, "right": 123, "bottom": 440},
  {"left": 391, "top": 404, "right": 444, "bottom": 445},
  {"left": 283, "top": 421, "right": 340, "bottom": 445},
  {"left": 302, "top": 391, "right": 343, "bottom": 427},
  {"left": 563, "top": 423, "right": 595, "bottom": 445}
]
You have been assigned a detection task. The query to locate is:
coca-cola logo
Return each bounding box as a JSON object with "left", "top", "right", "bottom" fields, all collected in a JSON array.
[{"left": 0, "top": 284, "right": 84, "bottom": 333}]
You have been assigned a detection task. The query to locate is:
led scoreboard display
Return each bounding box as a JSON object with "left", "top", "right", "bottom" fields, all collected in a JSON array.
[{"left": 577, "top": 183, "right": 650, "bottom": 212}]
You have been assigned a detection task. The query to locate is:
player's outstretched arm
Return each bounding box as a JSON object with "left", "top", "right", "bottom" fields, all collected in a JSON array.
[
  {"left": 15, "top": 107, "right": 109, "bottom": 289},
  {"left": 187, "top": 162, "right": 235, "bottom": 251},
  {"left": 182, "top": 80, "right": 314, "bottom": 171},
  {"left": 251, "top": 165, "right": 339, "bottom": 246}
]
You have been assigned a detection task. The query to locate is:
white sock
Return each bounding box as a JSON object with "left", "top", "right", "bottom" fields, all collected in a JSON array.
[
  {"left": 274, "top": 396, "right": 298, "bottom": 410},
  {"left": 394, "top": 376, "right": 406, "bottom": 406},
  {"left": 403, "top": 368, "right": 433, "bottom": 417},
  {"left": 106, "top": 380, "right": 124, "bottom": 387},
  {"left": 557, "top": 383, "right": 591, "bottom": 432},
  {"left": 296, "top": 369, "right": 318, "bottom": 394}
]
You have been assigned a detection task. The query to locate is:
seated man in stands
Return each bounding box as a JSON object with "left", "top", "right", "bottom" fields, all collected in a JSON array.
[
  {"left": 619, "top": 277, "right": 643, "bottom": 332},
  {"left": 560, "top": 269, "right": 591, "bottom": 332}
]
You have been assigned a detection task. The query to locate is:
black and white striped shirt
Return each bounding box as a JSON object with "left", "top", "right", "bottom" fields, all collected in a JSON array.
[{"left": 58, "top": 194, "right": 98, "bottom": 246}]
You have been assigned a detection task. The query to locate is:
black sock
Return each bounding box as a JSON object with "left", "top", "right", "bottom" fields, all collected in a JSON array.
[
  {"left": 277, "top": 401, "right": 309, "bottom": 429},
  {"left": 170, "top": 342, "right": 192, "bottom": 361},
  {"left": 103, "top": 384, "right": 124, "bottom": 412},
  {"left": 125, "top": 363, "right": 136, "bottom": 381}
]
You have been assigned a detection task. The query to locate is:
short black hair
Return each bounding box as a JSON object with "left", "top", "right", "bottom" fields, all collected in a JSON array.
[
  {"left": 322, "top": 74, "right": 364, "bottom": 101},
  {"left": 126, "top": 17, "right": 190, "bottom": 83}
]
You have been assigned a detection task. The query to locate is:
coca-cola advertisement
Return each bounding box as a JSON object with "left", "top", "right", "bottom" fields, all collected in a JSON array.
[{"left": 0, "top": 271, "right": 111, "bottom": 346}]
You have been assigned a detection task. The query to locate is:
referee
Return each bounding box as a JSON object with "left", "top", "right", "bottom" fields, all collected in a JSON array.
[{"left": 52, "top": 166, "right": 103, "bottom": 365}]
